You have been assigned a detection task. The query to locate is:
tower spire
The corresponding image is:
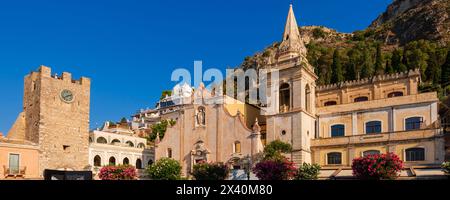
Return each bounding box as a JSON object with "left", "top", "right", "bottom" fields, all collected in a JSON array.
[
  {"left": 277, "top": 4, "right": 307, "bottom": 61},
  {"left": 282, "top": 4, "right": 301, "bottom": 43}
]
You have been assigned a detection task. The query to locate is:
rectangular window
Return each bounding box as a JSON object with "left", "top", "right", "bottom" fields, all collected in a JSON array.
[
  {"left": 9, "top": 154, "right": 20, "bottom": 175},
  {"left": 331, "top": 125, "right": 345, "bottom": 137},
  {"left": 366, "top": 121, "right": 382, "bottom": 134},
  {"left": 406, "top": 148, "right": 425, "bottom": 161},
  {"left": 405, "top": 117, "right": 423, "bottom": 131},
  {"left": 327, "top": 153, "right": 342, "bottom": 165}
]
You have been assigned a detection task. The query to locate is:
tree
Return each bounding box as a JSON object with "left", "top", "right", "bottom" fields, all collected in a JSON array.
[
  {"left": 391, "top": 49, "right": 406, "bottom": 72},
  {"left": 361, "top": 48, "right": 374, "bottom": 78},
  {"left": 331, "top": 49, "right": 344, "bottom": 83},
  {"left": 426, "top": 51, "right": 441, "bottom": 85},
  {"left": 263, "top": 140, "right": 292, "bottom": 161},
  {"left": 149, "top": 119, "right": 176, "bottom": 142},
  {"left": 409, "top": 48, "right": 428, "bottom": 80},
  {"left": 147, "top": 158, "right": 182, "bottom": 180},
  {"left": 374, "top": 44, "right": 384, "bottom": 75},
  {"left": 442, "top": 49, "right": 450, "bottom": 86},
  {"left": 346, "top": 48, "right": 361, "bottom": 80},
  {"left": 160, "top": 90, "right": 172, "bottom": 100},
  {"left": 402, "top": 48, "right": 409, "bottom": 69},
  {"left": 385, "top": 59, "right": 394, "bottom": 74},
  {"left": 120, "top": 117, "right": 128, "bottom": 124}
]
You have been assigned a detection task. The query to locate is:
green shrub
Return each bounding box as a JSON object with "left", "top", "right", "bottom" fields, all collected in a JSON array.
[
  {"left": 147, "top": 158, "right": 182, "bottom": 180},
  {"left": 263, "top": 140, "right": 292, "bottom": 161},
  {"left": 192, "top": 162, "right": 230, "bottom": 180},
  {"left": 312, "top": 27, "right": 326, "bottom": 39},
  {"left": 295, "top": 163, "right": 321, "bottom": 180},
  {"left": 442, "top": 162, "right": 450, "bottom": 174}
]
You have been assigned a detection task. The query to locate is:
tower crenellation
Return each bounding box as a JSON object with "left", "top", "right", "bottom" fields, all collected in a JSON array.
[{"left": 316, "top": 68, "right": 420, "bottom": 92}]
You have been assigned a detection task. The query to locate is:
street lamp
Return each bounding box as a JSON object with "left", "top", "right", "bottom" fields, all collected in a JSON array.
[{"left": 241, "top": 155, "right": 252, "bottom": 180}]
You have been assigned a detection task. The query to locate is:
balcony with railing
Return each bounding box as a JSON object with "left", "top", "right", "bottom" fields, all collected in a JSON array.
[
  {"left": 311, "top": 128, "right": 443, "bottom": 148},
  {"left": 2, "top": 165, "right": 27, "bottom": 179}
]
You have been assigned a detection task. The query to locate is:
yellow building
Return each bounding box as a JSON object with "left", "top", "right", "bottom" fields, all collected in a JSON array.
[
  {"left": 313, "top": 70, "right": 445, "bottom": 167},
  {"left": 257, "top": 4, "right": 445, "bottom": 169}
]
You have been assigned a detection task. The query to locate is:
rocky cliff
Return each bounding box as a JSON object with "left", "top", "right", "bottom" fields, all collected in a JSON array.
[{"left": 369, "top": 0, "right": 449, "bottom": 45}]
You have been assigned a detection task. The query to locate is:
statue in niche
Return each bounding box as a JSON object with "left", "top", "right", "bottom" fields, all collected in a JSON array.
[{"left": 196, "top": 107, "right": 206, "bottom": 126}]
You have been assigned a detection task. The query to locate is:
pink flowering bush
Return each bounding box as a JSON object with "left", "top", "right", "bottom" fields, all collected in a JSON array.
[
  {"left": 352, "top": 152, "right": 403, "bottom": 180},
  {"left": 252, "top": 158, "right": 297, "bottom": 180},
  {"left": 99, "top": 165, "right": 137, "bottom": 180}
]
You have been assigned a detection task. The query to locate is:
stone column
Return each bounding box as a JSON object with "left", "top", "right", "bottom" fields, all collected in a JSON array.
[
  {"left": 347, "top": 146, "right": 356, "bottom": 166},
  {"left": 352, "top": 112, "right": 357, "bottom": 135}
]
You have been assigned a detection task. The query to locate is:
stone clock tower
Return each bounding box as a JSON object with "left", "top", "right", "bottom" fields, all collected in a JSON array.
[{"left": 23, "top": 66, "right": 91, "bottom": 174}]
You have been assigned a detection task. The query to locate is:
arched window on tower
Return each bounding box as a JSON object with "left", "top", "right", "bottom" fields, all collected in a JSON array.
[
  {"left": 279, "top": 83, "right": 291, "bottom": 113},
  {"left": 305, "top": 84, "right": 311, "bottom": 112}
]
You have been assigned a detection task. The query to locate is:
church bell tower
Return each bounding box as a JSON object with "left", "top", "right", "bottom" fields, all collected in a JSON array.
[{"left": 265, "top": 4, "right": 318, "bottom": 165}]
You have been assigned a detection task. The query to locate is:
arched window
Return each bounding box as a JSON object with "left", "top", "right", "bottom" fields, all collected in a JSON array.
[
  {"left": 96, "top": 137, "right": 107, "bottom": 144},
  {"left": 109, "top": 157, "right": 116, "bottom": 166},
  {"left": 111, "top": 139, "right": 121, "bottom": 145},
  {"left": 279, "top": 83, "right": 290, "bottom": 113},
  {"left": 125, "top": 141, "right": 134, "bottom": 147},
  {"left": 405, "top": 117, "right": 423, "bottom": 131},
  {"left": 327, "top": 152, "right": 342, "bottom": 165},
  {"left": 405, "top": 148, "right": 425, "bottom": 161},
  {"left": 305, "top": 84, "right": 311, "bottom": 112},
  {"left": 331, "top": 124, "right": 345, "bottom": 137},
  {"left": 234, "top": 141, "right": 241, "bottom": 153},
  {"left": 365, "top": 121, "right": 382, "bottom": 134},
  {"left": 324, "top": 101, "right": 337, "bottom": 106},
  {"left": 354, "top": 96, "right": 369, "bottom": 102},
  {"left": 148, "top": 160, "right": 154, "bottom": 166},
  {"left": 123, "top": 157, "right": 129, "bottom": 165},
  {"left": 136, "top": 159, "right": 142, "bottom": 169},
  {"left": 363, "top": 150, "right": 381, "bottom": 157},
  {"left": 94, "top": 155, "right": 101, "bottom": 167},
  {"left": 137, "top": 143, "right": 146, "bottom": 149},
  {"left": 388, "top": 91, "right": 403, "bottom": 98}
]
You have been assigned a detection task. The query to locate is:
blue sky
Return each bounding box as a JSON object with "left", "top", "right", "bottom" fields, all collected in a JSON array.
[{"left": 0, "top": 0, "right": 392, "bottom": 133}]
